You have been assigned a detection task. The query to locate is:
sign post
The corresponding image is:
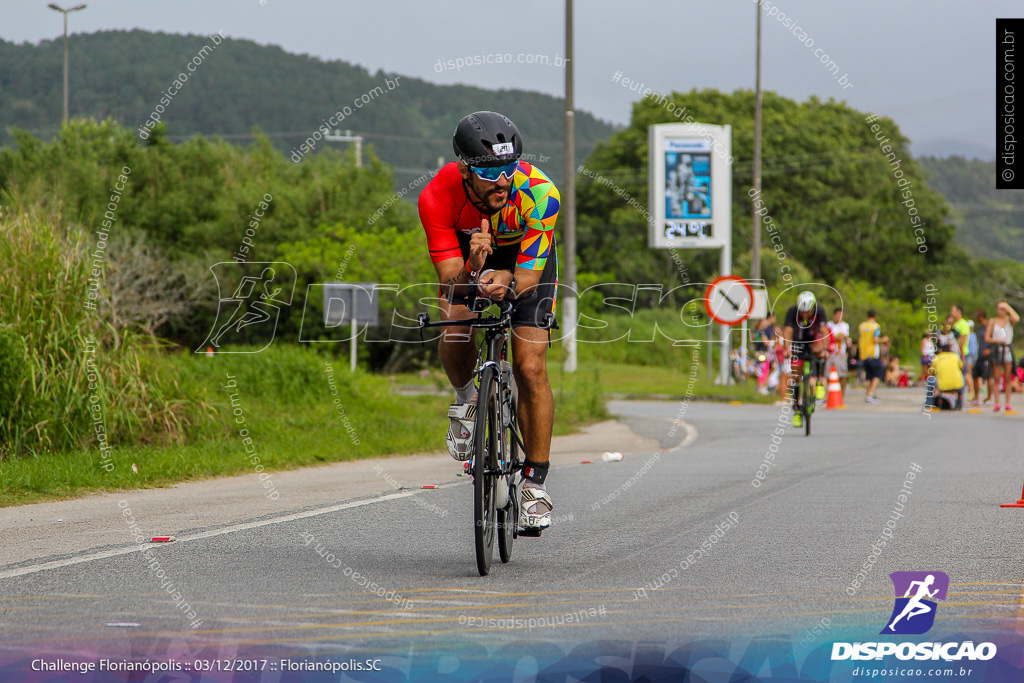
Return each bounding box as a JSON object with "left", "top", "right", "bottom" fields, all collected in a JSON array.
[
  {"left": 705, "top": 275, "right": 756, "bottom": 383},
  {"left": 648, "top": 122, "right": 733, "bottom": 382},
  {"left": 322, "top": 283, "right": 379, "bottom": 371}
]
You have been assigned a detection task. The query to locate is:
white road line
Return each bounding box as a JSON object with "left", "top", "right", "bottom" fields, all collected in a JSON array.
[
  {"left": 1, "top": 415, "right": 682, "bottom": 581},
  {"left": 673, "top": 420, "right": 698, "bottom": 451},
  {"left": 0, "top": 491, "right": 424, "bottom": 580}
]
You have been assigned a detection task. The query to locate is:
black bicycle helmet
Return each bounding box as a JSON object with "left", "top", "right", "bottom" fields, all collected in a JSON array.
[{"left": 452, "top": 111, "right": 524, "bottom": 167}]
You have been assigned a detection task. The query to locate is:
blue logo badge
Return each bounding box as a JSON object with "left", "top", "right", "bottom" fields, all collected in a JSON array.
[{"left": 880, "top": 571, "right": 949, "bottom": 635}]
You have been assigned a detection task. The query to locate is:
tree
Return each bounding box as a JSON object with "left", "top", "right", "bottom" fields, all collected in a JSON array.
[{"left": 576, "top": 89, "right": 954, "bottom": 300}]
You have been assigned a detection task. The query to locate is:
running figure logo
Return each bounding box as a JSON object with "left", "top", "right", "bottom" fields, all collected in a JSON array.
[
  {"left": 198, "top": 262, "right": 296, "bottom": 353},
  {"left": 880, "top": 571, "right": 949, "bottom": 635}
]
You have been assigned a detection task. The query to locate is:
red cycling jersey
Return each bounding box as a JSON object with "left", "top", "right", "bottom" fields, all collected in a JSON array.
[{"left": 418, "top": 161, "right": 559, "bottom": 271}]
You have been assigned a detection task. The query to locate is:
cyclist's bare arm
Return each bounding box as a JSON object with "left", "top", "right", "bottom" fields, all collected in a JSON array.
[
  {"left": 434, "top": 257, "right": 477, "bottom": 302},
  {"left": 476, "top": 265, "right": 541, "bottom": 302},
  {"left": 812, "top": 325, "right": 829, "bottom": 355},
  {"left": 474, "top": 220, "right": 544, "bottom": 301},
  {"left": 435, "top": 218, "right": 495, "bottom": 300},
  {"left": 782, "top": 326, "right": 795, "bottom": 356},
  {"left": 478, "top": 269, "right": 513, "bottom": 301}
]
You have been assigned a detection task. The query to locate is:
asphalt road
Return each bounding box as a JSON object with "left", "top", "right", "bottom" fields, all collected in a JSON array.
[{"left": 2, "top": 391, "right": 1023, "bottom": 674}]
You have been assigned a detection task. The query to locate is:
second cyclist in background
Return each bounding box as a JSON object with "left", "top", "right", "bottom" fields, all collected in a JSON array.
[{"left": 782, "top": 292, "right": 830, "bottom": 428}]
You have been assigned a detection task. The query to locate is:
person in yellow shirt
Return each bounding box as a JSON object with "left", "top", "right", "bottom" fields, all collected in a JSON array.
[
  {"left": 858, "top": 310, "right": 890, "bottom": 404},
  {"left": 931, "top": 342, "right": 965, "bottom": 410}
]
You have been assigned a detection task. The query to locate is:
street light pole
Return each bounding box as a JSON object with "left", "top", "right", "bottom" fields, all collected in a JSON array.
[
  {"left": 325, "top": 129, "right": 363, "bottom": 167},
  {"left": 48, "top": 3, "right": 87, "bottom": 125},
  {"left": 562, "top": 0, "right": 577, "bottom": 373},
  {"left": 751, "top": 1, "right": 763, "bottom": 284}
]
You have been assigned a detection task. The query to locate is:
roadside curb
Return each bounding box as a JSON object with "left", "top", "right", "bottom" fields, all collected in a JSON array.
[{"left": 0, "top": 420, "right": 658, "bottom": 570}]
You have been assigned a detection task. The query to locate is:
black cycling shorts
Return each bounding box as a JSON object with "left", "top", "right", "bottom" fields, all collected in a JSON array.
[{"left": 443, "top": 242, "right": 559, "bottom": 330}]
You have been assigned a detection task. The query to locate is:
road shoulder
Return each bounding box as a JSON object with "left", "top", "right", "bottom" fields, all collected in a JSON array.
[{"left": 0, "top": 419, "right": 662, "bottom": 570}]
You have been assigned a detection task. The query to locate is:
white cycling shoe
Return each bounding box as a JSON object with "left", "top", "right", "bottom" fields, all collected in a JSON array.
[
  {"left": 519, "top": 481, "right": 553, "bottom": 532},
  {"left": 447, "top": 403, "right": 476, "bottom": 461}
]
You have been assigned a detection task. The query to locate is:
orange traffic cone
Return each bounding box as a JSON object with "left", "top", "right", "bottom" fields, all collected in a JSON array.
[
  {"left": 826, "top": 368, "right": 844, "bottom": 409},
  {"left": 1001, "top": 480, "right": 1024, "bottom": 507}
]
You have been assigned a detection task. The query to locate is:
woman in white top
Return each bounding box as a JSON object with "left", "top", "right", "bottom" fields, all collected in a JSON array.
[{"left": 984, "top": 299, "right": 1021, "bottom": 412}]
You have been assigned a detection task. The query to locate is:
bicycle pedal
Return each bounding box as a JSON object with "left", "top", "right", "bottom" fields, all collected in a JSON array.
[{"left": 518, "top": 528, "right": 543, "bottom": 538}]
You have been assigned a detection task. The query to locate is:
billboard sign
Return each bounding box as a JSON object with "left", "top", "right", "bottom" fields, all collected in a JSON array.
[{"left": 648, "top": 123, "right": 732, "bottom": 250}]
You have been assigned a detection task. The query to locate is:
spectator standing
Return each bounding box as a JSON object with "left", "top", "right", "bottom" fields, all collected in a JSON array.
[
  {"left": 847, "top": 338, "right": 861, "bottom": 387},
  {"left": 858, "top": 309, "right": 890, "bottom": 403},
  {"left": 773, "top": 315, "right": 788, "bottom": 404},
  {"left": 972, "top": 310, "right": 993, "bottom": 406},
  {"left": 985, "top": 299, "right": 1021, "bottom": 412},
  {"left": 951, "top": 305, "right": 975, "bottom": 400},
  {"left": 920, "top": 332, "right": 935, "bottom": 386},
  {"left": 826, "top": 308, "right": 850, "bottom": 401},
  {"left": 753, "top": 314, "right": 776, "bottom": 395}
]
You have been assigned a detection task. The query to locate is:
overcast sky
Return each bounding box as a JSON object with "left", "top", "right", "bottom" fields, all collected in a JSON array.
[{"left": 2, "top": 0, "right": 1013, "bottom": 159}]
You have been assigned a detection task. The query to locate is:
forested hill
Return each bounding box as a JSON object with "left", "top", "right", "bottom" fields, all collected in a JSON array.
[
  {"left": 920, "top": 156, "right": 1024, "bottom": 261},
  {"left": 0, "top": 29, "right": 616, "bottom": 185}
]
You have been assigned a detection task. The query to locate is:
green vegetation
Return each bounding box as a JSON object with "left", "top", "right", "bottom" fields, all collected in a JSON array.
[
  {"left": 574, "top": 88, "right": 1024, "bottom": 361},
  {"left": 0, "top": 343, "right": 608, "bottom": 507},
  {"left": 0, "top": 208, "right": 204, "bottom": 457},
  {"left": 577, "top": 89, "right": 953, "bottom": 301},
  {"left": 2, "top": 44, "right": 1022, "bottom": 508},
  {"left": 0, "top": 29, "right": 615, "bottom": 187},
  {"left": 0, "top": 118, "right": 439, "bottom": 366},
  {"left": 920, "top": 155, "right": 1024, "bottom": 262}
]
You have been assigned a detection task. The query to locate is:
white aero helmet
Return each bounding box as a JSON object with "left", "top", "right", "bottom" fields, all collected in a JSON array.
[{"left": 797, "top": 291, "right": 816, "bottom": 312}]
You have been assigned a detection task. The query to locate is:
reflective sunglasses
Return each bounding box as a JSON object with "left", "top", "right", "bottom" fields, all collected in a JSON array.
[{"left": 469, "top": 161, "right": 518, "bottom": 183}]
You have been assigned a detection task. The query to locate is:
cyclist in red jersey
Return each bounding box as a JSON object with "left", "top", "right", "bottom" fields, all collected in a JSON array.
[{"left": 418, "top": 111, "right": 559, "bottom": 532}]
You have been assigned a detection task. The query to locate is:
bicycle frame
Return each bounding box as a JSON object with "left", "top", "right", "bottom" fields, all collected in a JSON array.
[
  {"left": 418, "top": 297, "right": 542, "bottom": 573},
  {"left": 791, "top": 352, "right": 823, "bottom": 436},
  {"left": 419, "top": 300, "right": 526, "bottom": 460}
]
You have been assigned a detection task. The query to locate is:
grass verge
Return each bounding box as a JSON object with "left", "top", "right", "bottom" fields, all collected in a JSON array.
[{"left": 0, "top": 343, "right": 608, "bottom": 507}]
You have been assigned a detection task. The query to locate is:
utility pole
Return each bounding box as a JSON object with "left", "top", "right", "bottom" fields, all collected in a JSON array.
[
  {"left": 751, "top": 1, "right": 763, "bottom": 284},
  {"left": 562, "top": 0, "right": 577, "bottom": 373},
  {"left": 48, "top": 3, "right": 87, "bottom": 125},
  {"left": 326, "top": 129, "right": 363, "bottom": 167}
]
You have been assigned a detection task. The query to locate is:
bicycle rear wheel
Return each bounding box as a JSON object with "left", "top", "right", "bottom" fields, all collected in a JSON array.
[{"left": 473, "top": 366, "right": 499, "bottom": 576}]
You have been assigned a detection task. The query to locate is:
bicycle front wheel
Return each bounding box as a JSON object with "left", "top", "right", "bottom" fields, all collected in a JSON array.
[
  {"left": 473, "top": 366, "right": 499, "bottom": 576},
  {"left": 497, "top": 374, "right": 519, "bottom": 564},
  {"left": 802, "top": 374, "right": 812, "bottom": 437}
]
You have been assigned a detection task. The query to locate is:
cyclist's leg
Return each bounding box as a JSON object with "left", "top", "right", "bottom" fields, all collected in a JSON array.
[
  {"left": 812, "top": 355, "right": 826, "bottom": 400},
  {"left": 508, "top": 256, "right": 557, "bottom": 530},
  {"left": 511, "top": 326, "right": 554, "bottom": 529},
  {"left": 438, "top": 297, "right": 478, "bottom": 390},
  {"left": 792, "top": 363, "right": 802, "bottom": 408},
  {"left": 789, "top": 360, "right": 804, "bottom": 426},
  {"left": 508, "top": 252, "right": 558, "bottom": 469},
  {"left": 790, "top": 343, "right": 804, "bottom": 409},
  {"left": 511, "top": 326, "right": 553, "bottom": 467},
  {"left": 439, "top": 296, "right": 480, "bottom": 460}
]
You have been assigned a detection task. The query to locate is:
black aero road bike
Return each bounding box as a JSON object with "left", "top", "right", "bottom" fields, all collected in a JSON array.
[
  {"left": 791, "top": 345, "right": 825, "bottom": 437},
  {"left": 419, "top": 298, "right": 553, "bottom": 576}
]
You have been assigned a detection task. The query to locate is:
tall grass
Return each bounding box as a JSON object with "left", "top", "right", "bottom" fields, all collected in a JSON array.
[{"left": 0, "top": 208, "right": 202, "bottom": 458}]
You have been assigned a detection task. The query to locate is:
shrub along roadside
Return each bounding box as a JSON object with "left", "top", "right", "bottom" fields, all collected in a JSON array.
[
  {"left": 0, "top": 209, "right": 203, "bottom": 458},
  {"left": 0, "top": 343, "right": 609, "bottom": 507}
]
